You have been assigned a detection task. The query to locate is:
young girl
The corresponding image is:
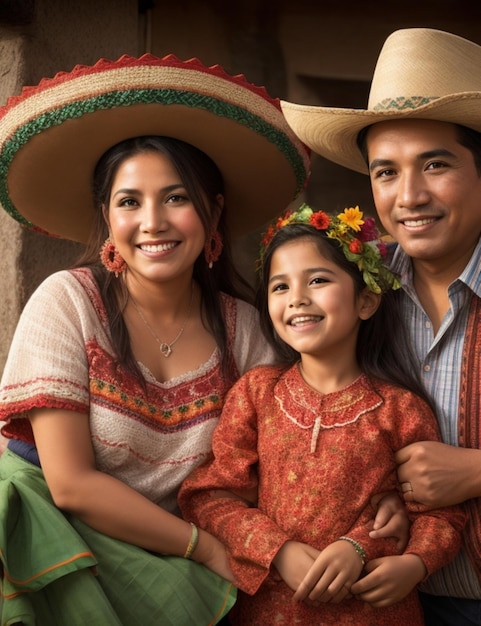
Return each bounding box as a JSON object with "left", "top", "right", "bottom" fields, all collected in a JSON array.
[{"left": 179, "top": 204, "right": 466, "bottom": 625}]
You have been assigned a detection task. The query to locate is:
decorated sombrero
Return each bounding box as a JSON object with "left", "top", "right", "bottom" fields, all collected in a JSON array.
[
  {"left": 281, "top": 28, "right": 481, "bottom": 174},
  {"left": 0, "top": 53, "right": 310, "bottom": 242}
]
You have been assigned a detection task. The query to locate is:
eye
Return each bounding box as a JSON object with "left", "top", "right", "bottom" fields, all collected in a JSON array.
[
  {"left": 166, "top": 193, "right": 189, "bottom": 204},
  {"left": 425, "top": 160, "right": 447, "bottom": 171},
  {"left": 271, "top": 282, "right": 288, "bottom": 293},
  {"left": 118, "top": 197, "right": 138, "bottom": 208},
  {"left": 310, "top": 276, "right": 329, "bottom": 285},
  {"left": 373, "top": 167, "right": 396, "bottom": 179}
]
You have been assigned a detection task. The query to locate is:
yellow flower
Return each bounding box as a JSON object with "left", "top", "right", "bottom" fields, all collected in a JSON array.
[{"left": 338, "top": 206, "right": 364, "bottom": 232}]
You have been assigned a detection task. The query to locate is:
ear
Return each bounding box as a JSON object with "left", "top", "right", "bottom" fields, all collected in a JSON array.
[{"left": 357, "top": 288, "right": 381, "bottom": 320}]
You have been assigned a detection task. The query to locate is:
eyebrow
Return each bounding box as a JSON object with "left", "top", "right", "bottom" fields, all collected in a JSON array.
[
  {"left": 112, "top": 183, "right": 185, "bottom": 198},
  {"left": 369, "top": 149, "right": 457, "bottom": 173},
  {"left": 268, "top": 267, "right": 336, "bottom": 284}
]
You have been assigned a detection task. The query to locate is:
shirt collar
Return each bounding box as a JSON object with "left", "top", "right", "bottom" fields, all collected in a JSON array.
[{"left": 389, "top": 238, "right": 481, "bottom": 299}]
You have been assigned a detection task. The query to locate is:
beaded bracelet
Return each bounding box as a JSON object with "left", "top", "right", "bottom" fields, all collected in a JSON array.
[
  {"left": 338, "top": 536, "right": 366, "bottom": 565},
  {"left": 183, "top": 522, "right": 199, "bottom": 559}
]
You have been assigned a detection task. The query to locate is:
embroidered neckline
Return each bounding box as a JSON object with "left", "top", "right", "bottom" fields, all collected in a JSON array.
[{"left": 274, "top": 365, "right": 382, "bottom": 453}]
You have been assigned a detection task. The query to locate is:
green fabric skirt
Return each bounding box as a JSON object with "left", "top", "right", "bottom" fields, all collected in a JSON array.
[{"left": 0, "top": 449, "right": 236, "bottom": 626}]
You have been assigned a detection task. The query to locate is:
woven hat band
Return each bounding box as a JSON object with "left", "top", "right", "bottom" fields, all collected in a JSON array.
[{"left": 281, "top": 28, "right": 481, "bottom": 174}]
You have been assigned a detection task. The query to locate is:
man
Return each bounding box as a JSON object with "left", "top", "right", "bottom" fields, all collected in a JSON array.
[{"left": 281, "top": 28, "right": 481, "bottom": 625}]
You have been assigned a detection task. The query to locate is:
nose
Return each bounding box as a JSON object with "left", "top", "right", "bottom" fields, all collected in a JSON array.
[
  {"left": 288, "top": 290, "right": 310, "bottom": 308},
  {"left": 397, "top": 170, "right": 430, "bottom": 210},
  {"left": 141, "top": 203, "right": 168, "bottom": 232}
]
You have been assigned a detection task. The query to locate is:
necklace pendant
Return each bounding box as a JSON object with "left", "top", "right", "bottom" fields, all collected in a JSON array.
[{"left": 160, "top": 343, "right": 172, "bottom": 358}]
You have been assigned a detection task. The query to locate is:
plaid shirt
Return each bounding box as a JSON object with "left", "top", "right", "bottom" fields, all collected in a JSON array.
[{"left": 391, "top": 238, "right": 481, "bottom": 599}]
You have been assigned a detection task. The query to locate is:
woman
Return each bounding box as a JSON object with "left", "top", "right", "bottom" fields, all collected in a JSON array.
[{"left": 0, "top": 53, "right": 310, "bottom": 625}]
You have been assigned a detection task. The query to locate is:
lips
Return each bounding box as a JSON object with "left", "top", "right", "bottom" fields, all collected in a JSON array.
[
  {"left": 288, "top": 314, "right": 323, "bottom": 326},
  {"left": 139, "top": 242, "right": 177, "bottom": 252},
  {"left": 401, "top": 217, "right": 437, "bottom": 227}
]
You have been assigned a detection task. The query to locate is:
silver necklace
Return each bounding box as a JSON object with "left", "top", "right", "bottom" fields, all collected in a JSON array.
[{"left": 130, "top": 285, "right": 194, "bottom": 358}]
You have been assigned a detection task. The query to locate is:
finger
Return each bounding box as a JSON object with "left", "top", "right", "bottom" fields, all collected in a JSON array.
[
  {"left": 315, "top": 578, "right": 347, "bottom": 604},
  {"left": 400, "top": 481, "right": 413, "bottom": 495},
  {"left": 329, "top": 583, "right": 353, "bottom": 604},
  {"left": 370, "top": 491, "right": 390, "bottom": 509},
  {"left": 400, "top": 481, "right": 416, "bottom": 503},
  {"left": 394, "top": 445, "right": 410, "bottom": 465},
  {"left": 371, "top": 506, "right": 390, "bottom": 530},
  {"left": 293, "top": 575, "right": 318, "bottom": 602}
]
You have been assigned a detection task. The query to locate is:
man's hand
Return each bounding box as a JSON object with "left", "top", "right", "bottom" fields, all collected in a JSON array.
[{"left": 395, "top": 441, "right": 481, "bottom": 508}]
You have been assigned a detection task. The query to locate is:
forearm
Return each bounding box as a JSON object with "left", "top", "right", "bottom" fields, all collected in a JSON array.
[
  {"left": 455, "top": 447, "right": 481, "bottom": 501},
  {"left": 56, "top": 468, "right": 196, "bottom": 558}
]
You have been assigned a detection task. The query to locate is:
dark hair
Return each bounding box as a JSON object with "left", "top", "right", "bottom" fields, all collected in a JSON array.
[
  {"left": 74, "top": 135, "right": 254, "bottom": 379},
  {"left": 455, "top": 124, "right": 481, "bottom": 175},
  {"left": 357, "top": 122, "right": 481, "bottom": 176},
  {"left": 256, "top": 224, "right": 433, "bottom": 407}
]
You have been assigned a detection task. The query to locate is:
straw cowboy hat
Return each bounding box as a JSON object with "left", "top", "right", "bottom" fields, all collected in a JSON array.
[
  {"left": 281, "top": 28, "right": 481, "bottom": 174},
  {"left": 0, "top": 54, "right": 310, "bottom": 242}
]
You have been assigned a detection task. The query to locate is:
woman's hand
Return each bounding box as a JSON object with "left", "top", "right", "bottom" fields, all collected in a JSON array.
[{"left": 192, "top": 528, "right": 235, "bottom": 582}]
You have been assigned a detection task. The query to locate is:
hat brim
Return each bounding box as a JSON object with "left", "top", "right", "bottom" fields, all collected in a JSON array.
[
  {"left": 281, "top": 92, "right": 481, "bottom": 174},
  {"left": 0, "top": 57, "right": 310, "bottom": 242}
]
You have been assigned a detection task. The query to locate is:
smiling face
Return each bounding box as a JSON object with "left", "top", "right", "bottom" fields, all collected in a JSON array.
[
  {"left": 267, "top": 237, "right": 378, "bottom": 364},
  {"left": 105, "top": 150, "right": 207, "bottom": 286},
  {"left": 366, "top": 119, "right": 481, "bottom": 275}
]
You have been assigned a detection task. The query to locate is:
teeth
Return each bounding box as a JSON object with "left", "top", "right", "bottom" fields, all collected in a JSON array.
[
  {"left": 403, "top": 218, "right": 435, "bottom": 227},
  {"left": 290, "top": 315, "right": 321, "bottom": 326},
  {"left": 140, "top": 242, "right": 176, "bottom": 252}
]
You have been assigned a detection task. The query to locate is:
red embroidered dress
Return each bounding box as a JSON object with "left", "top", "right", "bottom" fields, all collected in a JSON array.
[{"left": 180, "top": 364, "right": 466, "bottom": 625}]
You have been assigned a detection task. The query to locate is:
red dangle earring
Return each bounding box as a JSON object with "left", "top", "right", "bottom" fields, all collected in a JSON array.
[
  {"left": 204, "top": 230, "right": 223, "bottom": 269},
  {"left": 100, "top": 238, "right": 127, "bottom": 277}
]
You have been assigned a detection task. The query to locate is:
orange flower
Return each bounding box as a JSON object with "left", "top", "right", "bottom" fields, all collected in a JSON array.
[{"left": 338, "top": 206, "right": 364, "bottom": 232}]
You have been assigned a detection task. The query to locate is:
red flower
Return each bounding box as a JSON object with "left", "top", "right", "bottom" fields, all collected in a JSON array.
[
  {"left": 358, "top": 216, "right": 379, "bottom": 242},
  {"left": 377, "top": 241, "right": 388, "bottom": 258},
  {"left": 349, "top": 239, "right": 363, "bottom": 254},
  {"left": 309, "top": 211, "right": 330, "bottom": 230}
]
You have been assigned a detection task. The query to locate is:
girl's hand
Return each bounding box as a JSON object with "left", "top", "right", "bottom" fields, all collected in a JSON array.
[
  {"left": 369, "top": 491, "right": 410, "bottom": 551},
  {"left": 192, "top": 528, "right": 235, "bottom": 582},
  {"left": 293, "top": 540, "right": 364, "bottom": 605},
  {"left": 351, "top": 554, "right": 426, "bottom": 607},
  {"left": 272, "top": 540, "right": 319, "bottom": 593}
]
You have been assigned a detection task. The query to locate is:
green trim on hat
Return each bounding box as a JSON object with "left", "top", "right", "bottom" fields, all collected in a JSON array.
[
  {"left": 0, "top": 88, "right": 307, "bottom": 231},
  {"left": 373, "top": 95, "right": 438, "bottom": 112}
]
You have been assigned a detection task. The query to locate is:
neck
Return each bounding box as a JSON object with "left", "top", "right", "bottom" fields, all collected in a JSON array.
[
  {"left": 125, "top": 272, "right": 195, "bottom": 318},
  {"left": 299, "top": 354, "right": 361, "bottom": 395}
]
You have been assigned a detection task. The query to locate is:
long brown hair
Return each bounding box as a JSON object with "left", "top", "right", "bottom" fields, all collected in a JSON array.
[{"left": 74, "top": 135, "right": 254, "bottom": 379}]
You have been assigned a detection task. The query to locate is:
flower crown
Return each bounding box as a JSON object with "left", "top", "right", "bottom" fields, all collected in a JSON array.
[{"left": 259, "top": 204, "right": 401, "bottom": 294}]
